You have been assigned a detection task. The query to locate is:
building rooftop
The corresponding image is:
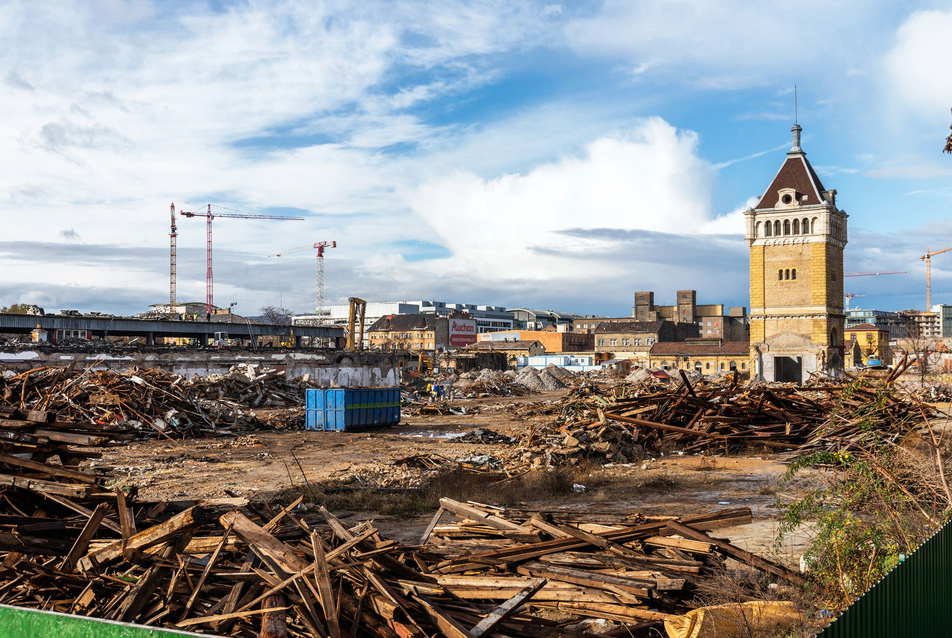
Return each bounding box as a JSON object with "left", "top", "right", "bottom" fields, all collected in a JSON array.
[
  {"left": 595, "top": 321, "right": 666, "bottom": 333},
  {"left": 649, "top": 341, "right": 750, "bottom": 356}
]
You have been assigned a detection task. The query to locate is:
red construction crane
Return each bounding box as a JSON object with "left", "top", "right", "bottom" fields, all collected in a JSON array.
[
  {"left": 169, "top": 203, "right": 178, "bottom": 309},
  {"left": 921, "top": 247, "right": 952, "bottom": 311},
  {"left": 268, "top": 241, "right": 337, "bottom": 324},
  {"left": 180, "top": 204, "right": 304, "bottom": 318}
]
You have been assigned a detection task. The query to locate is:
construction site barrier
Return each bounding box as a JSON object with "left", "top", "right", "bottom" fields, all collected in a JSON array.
[{"left": 818, "top": 519, "right": 952, "bottom": 637}]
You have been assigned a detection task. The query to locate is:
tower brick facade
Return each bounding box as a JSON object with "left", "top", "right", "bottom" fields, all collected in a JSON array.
[{"left": 744, "top": 125, "right": 847, "bottom": 382}]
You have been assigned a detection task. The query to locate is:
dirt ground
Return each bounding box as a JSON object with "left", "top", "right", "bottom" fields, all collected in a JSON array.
[{"left": 90, "top": 389, "right": 823, "bottom": 564}]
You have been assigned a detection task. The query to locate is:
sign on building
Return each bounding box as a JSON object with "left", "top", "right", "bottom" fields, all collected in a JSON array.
[{"left": 449, "top": 318, "right": 477, "bottom": 347}]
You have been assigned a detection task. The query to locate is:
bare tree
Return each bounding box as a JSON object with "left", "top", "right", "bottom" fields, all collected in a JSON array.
[
  {"left": 900, "top": 334, "right": 939, "bottom": 385},
  {"left": 259, "top": 305, "right": 292, "bottom": 325}
]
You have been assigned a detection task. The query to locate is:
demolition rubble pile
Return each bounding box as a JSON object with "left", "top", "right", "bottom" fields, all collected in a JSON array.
[
  {"left": 0, "top": 442, "right": 804, "bottom": 638},
  {"left": 510, "top": 360, "right": 942, "bottom": 466},
  {"left": 0, "top": 363, "right": 314, "bottom": 438}
]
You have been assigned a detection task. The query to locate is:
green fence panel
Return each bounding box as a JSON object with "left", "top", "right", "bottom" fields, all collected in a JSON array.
[
  {"left": 0, "top": 603, "right": 213, "bottom": 638},
  {"left": 819, "top": 520, "right": 952, "bottom": 638}
]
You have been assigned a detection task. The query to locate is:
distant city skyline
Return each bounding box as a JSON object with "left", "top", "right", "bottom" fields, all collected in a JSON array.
[{"left": 2, "top": 2, "right": 951, "bottom": 317}]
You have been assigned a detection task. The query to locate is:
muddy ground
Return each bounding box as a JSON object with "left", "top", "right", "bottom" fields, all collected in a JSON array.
[{"left": 90, "top": 389, "right": 824, "bottom": 565}]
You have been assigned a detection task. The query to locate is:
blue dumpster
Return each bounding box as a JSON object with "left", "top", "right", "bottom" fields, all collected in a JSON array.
[{"left": 305, "top": 388, "right": 401, "bottom": 431}]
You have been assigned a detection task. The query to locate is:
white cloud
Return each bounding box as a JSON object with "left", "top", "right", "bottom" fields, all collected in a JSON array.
[
  {"left": 883, "top": 9, "right": 952, "bottom": 121},
  {"left": 405, "top": 118, "right": 717, "bottom": 283}
]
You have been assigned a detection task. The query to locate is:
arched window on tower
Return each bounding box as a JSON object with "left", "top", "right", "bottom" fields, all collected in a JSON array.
[
  {"left": 783, "top": 220, "right": 791, "bottom": 235},
  {"left": 778, "top": 269, "right": 783, "bottom": 281},
  {"left": 774, "top": 220, "right": 781, "bottom": 236},
  {"left": 802, "top": 217, "right": 810, "bottom": 234},
  {"left": 756, "top": 221, "right": 762, "bottom": 237},
  {"left": 792, "top": 269, "right": 797, "bottom": 280},
  {"left": 784, "top": 269, "right": 790, "bottom": 280},
  {"left": 764, "top": 221, "right": 772, "bottom": 237},
  {"left": 811, "top": 217, "right": 818, "bottom": 234},
  {"left": 830, "top": 327, "right": 838, "bottom": 347},
  {"left": 793, "top": 218, "right": 800, "bottom": 234}
]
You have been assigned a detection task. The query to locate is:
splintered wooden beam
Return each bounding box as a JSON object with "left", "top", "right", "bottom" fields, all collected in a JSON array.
[
  {"left": 77, "top": 506, "right": 206, "bottom": 572},
  {"left": 220, "top": 510, "right": 309, "bottom": 575},
  {"left": 470, "top": 577, "right": 546, "bottom": 638},
  {"left": 260, "top": 594, "right": 288, "bottom": 638},
  {"left": 0, "top": 452, "right": 100, "bottom": 484},
  {"left": 60, "top": 502, "right": 110, "bottom": 572},
  {"left": 310, "top": 531, "right": 341, "bottom": 638},
  {"left": 0, "top": 473, "right": 90, "bottom": 499}
]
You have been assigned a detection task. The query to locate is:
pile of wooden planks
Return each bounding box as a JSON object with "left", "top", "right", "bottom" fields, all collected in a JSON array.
[
  {"left": 0, "top": 363, "right": 325, "bottom": 439},
  {"left": 0, "top": 461, "right": 802, "bottom": 638},
  {"left": 513, "top": 369, "right": 942, "bottom": 460},
  {"left": 417, "top": 498, "right": 802, "bottom": 634}
]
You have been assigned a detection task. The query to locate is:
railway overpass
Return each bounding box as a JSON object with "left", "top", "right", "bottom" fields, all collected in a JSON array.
[{"left": 0, "top": 313, "right": 343, "bottom": 348}]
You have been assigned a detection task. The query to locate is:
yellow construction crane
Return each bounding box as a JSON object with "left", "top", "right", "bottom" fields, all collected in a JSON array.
[
  {"left": 346, "top": 297, "right": 366, "bottom": 351},
  {"left": 921, "top": 247, "right": 952, "bottom": 311}
]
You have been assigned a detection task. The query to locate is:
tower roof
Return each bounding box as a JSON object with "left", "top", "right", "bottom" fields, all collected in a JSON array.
[{"left": 755, "top": 125, "right": 828, "bottom": 211}]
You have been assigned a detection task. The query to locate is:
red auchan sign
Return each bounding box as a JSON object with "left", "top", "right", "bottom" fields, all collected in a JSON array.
[{"left": 449, "top": 319, "right": 477, "bottom": 347}]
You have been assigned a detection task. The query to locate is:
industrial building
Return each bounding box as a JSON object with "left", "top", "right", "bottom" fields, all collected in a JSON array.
[{"left": 632, "top": 290, "right": 749, "bottom": 341}]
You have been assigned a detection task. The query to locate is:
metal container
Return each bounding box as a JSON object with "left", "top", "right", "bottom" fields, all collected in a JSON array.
[{"left": 305, "top": 388, "right": 401, "bottom": 431}]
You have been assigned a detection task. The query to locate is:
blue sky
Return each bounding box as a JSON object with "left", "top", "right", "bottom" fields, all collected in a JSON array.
[{"left": 2, "top": 1, "right": 952, "bottom": 318}]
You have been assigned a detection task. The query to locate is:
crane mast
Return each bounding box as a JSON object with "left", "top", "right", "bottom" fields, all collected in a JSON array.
[
  {"left": 268, "top": 241, "right": 337, "bottom": 325},
  {"left": 180, "top": 204, "right": 304, "bottom": 318},
  {"left": 170, "top": 203, "right": 178, "bottom": 310},
  {"left": 921, "top": 247, "right": 952, "bottom": 312}
]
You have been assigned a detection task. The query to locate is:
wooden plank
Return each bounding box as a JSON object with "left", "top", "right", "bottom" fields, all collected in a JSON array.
[
  {"left": 264, "top": 495, "right": 304, "bottom": 533},
  {"left": 419, "top": 506, "right": 445, "bottom": 545},
  {"left": 78, "top": 505, "right": 206, "bottom": 572},
  {"left": 219, "top": 511, "right": 308, "bottom": 575},
  {"left": 60, "top": 502, "right": 109, "bottom": 572},
  {"left": 43, "top": 493, "right": 122, "bottom": 535},
  {"left": 665, "top": 521, "right": 805, "bottom": 586},
  {"left": 31, "top": 429, "right": 109, "bottom": 446},
  {"left": 310, "top": 531, "right": 341, "bottom": 638},
  {"left": 412, "top": 593, "right": 472, "bottom": 638},
  {"left": 176, "top": 606, "right": 290, "bottom": 628},
  {"left": 470, "top": 577, "right": 546, "bottom": 638},
  {"left": 115, "top": 488, "right": 137, "bottom": 541},
  {"left": 180, "top": 519, "right": 234, "bottom": 620},
  {"left": 439, "top": 498, "right": 533, "bottom": 532},
  {"left": 260, "top": 594, "right": 288, "bottom": 638},
  {"left": 0, "top": 473, "right": 89, "bottom": 499},
  {"left": 516, "top": 562, "right": 651, "bottom": 598},
  {"left": 644, "top": 536, "right": 713, "bottom": 554},
  {"left": 0, "top": 453, "right": 101, "bottom": 484}
]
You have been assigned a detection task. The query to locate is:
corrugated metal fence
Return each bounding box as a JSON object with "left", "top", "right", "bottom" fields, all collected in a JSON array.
[{"left": 818, "top": 520, "right": 952, "bottom": 637}]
